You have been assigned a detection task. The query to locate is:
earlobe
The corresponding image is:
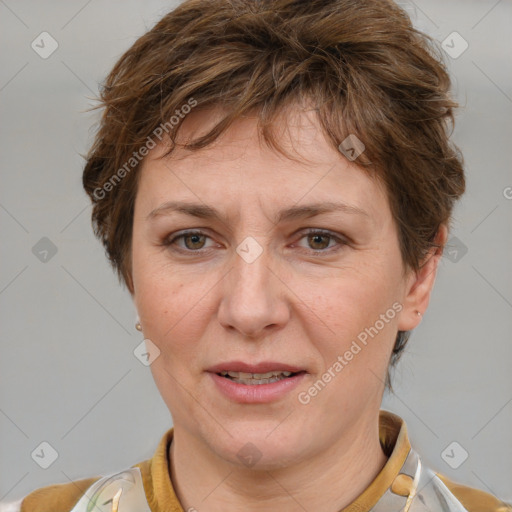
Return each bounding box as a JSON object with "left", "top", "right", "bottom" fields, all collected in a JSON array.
[{"left": 397, "top": 225, "right": 448, "bottom": 331}]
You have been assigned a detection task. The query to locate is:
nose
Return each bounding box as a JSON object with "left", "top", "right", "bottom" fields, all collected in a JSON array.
[{"left": 217, "top": 241, "right": 290, "bottom": 339}]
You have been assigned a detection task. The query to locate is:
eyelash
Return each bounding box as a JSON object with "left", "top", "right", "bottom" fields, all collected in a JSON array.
[{"left": 162, "top": 229, "right": 348, "bottom": 255}]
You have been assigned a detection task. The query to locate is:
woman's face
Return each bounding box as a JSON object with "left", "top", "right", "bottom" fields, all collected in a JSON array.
[{"left": 131, "top": 106, "right": 423, "bottom": 468}]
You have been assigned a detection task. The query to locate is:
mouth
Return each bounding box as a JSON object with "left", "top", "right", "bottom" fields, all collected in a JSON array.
[
  {"left": 206, "top": 361, "right": 308, "bottom": 402},
  {"left": 216, "top": 370, "right": 306, "bottom": 385}
]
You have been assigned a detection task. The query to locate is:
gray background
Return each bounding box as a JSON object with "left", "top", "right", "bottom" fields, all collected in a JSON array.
[{"left": 1, "top": 0, "right": 511, "bottom": 505}]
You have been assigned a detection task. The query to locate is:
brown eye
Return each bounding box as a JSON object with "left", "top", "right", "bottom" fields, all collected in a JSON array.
[
  {"left": 181, "top": 233, "right": 207, "bottom": 250},
  {"left": 307, "top": 233, "right": 332, "bottom": 250},
  {"left": 295, "top": 229, "right": 347, "bottom": 253},
  {"left": 164, "top": 230, "right": 213, "bottom": 252}
]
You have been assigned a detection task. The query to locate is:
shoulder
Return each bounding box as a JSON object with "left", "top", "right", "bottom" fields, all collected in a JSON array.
[
  {"left": 3, "top": 461, "right": 153, "bottom": 512},
  {"left": 436, "top": 472, "right": 512, "bottom": 512},
  {"left": 3, "top": 428, "right": 173, "bottom": 512},
  {"left": 0, "top": 476, "right": 100, "bottom": 512}
]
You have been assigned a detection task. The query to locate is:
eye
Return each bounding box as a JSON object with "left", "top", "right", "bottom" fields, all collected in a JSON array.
[
  {"left": 294, "top": 229, "right": 347, "bottom": 253},
  {"left": 164, "top": 230, "right": 215, "bottom": 252}
]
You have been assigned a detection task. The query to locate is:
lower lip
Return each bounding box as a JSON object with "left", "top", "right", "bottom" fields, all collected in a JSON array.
[{"left": 208, "top": 372, "right": 307, "bottom": 404}]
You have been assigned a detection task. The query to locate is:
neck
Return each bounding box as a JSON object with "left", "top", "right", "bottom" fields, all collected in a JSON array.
[{"left": 168, "top": 414, "right": 388, "bottom": 512}]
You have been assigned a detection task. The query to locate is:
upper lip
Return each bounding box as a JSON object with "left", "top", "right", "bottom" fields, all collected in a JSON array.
[{"left": 207, "top": 361, "right": 306, "bottom": 374}]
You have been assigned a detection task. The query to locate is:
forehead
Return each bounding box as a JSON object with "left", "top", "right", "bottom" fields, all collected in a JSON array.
[{"left": 135, "top": 106, "right": 389, "bottom": 223}]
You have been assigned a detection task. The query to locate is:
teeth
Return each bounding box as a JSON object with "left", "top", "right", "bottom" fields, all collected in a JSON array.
[
  {"left": 236, "top": 377, "right": 283, "bottom": 385},
  {"left": 220, "top": 370, "right": 293, "bottom": 379},
  {"left": 218, "top": 370, "right": 294, "bottom": 384}
]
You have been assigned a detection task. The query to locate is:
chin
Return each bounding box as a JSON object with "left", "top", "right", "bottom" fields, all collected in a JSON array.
[{"left": 204, "top": 420, "right": 309, "bottom": 470}]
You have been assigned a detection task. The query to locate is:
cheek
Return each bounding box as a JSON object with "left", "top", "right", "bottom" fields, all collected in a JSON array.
[
  {"left": 132, "top": 252, "right": 212, "bottom": 367},
  {"left": 302, "top": 263, "right": 402, "bottom": 381},
  {"left": 317, "top": 256, "right": 401, "bottom": 325}
]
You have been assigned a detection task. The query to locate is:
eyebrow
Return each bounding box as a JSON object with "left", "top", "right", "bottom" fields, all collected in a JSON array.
[{"left": 147, "top": 200, "right": 369, "bottom": 224}]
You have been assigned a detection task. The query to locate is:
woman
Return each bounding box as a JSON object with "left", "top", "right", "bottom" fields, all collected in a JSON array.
[{"left": 4, "top": 0, "right": 510, "bottom": 510}]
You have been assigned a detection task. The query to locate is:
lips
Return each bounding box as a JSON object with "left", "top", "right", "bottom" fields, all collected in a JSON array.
[
  {"left": 207, "top": 361, "right": 306, "bottom": 374},
  {"left": 208, "top": 363, "right": 307, "bottom": 403}
]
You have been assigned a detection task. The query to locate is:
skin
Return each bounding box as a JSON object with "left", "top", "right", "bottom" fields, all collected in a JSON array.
[{"left": 130, "top": 104, "right": 446, "bottom": 511}]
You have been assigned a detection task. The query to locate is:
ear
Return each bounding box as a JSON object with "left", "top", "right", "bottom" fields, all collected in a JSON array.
[
  {"left": 397, "top": 224, "right": 448, "bottom": 331},
  {"left": 126, "top": 271, "right": 135, "bottom": 296},
  {"left": 124, "top": 254, "right": 135, "bottom": 296}
]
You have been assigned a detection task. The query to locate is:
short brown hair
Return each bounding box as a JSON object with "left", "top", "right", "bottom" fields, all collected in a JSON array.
[{"left": 82, "top": 0, "right": 465, "bottom": 391}]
